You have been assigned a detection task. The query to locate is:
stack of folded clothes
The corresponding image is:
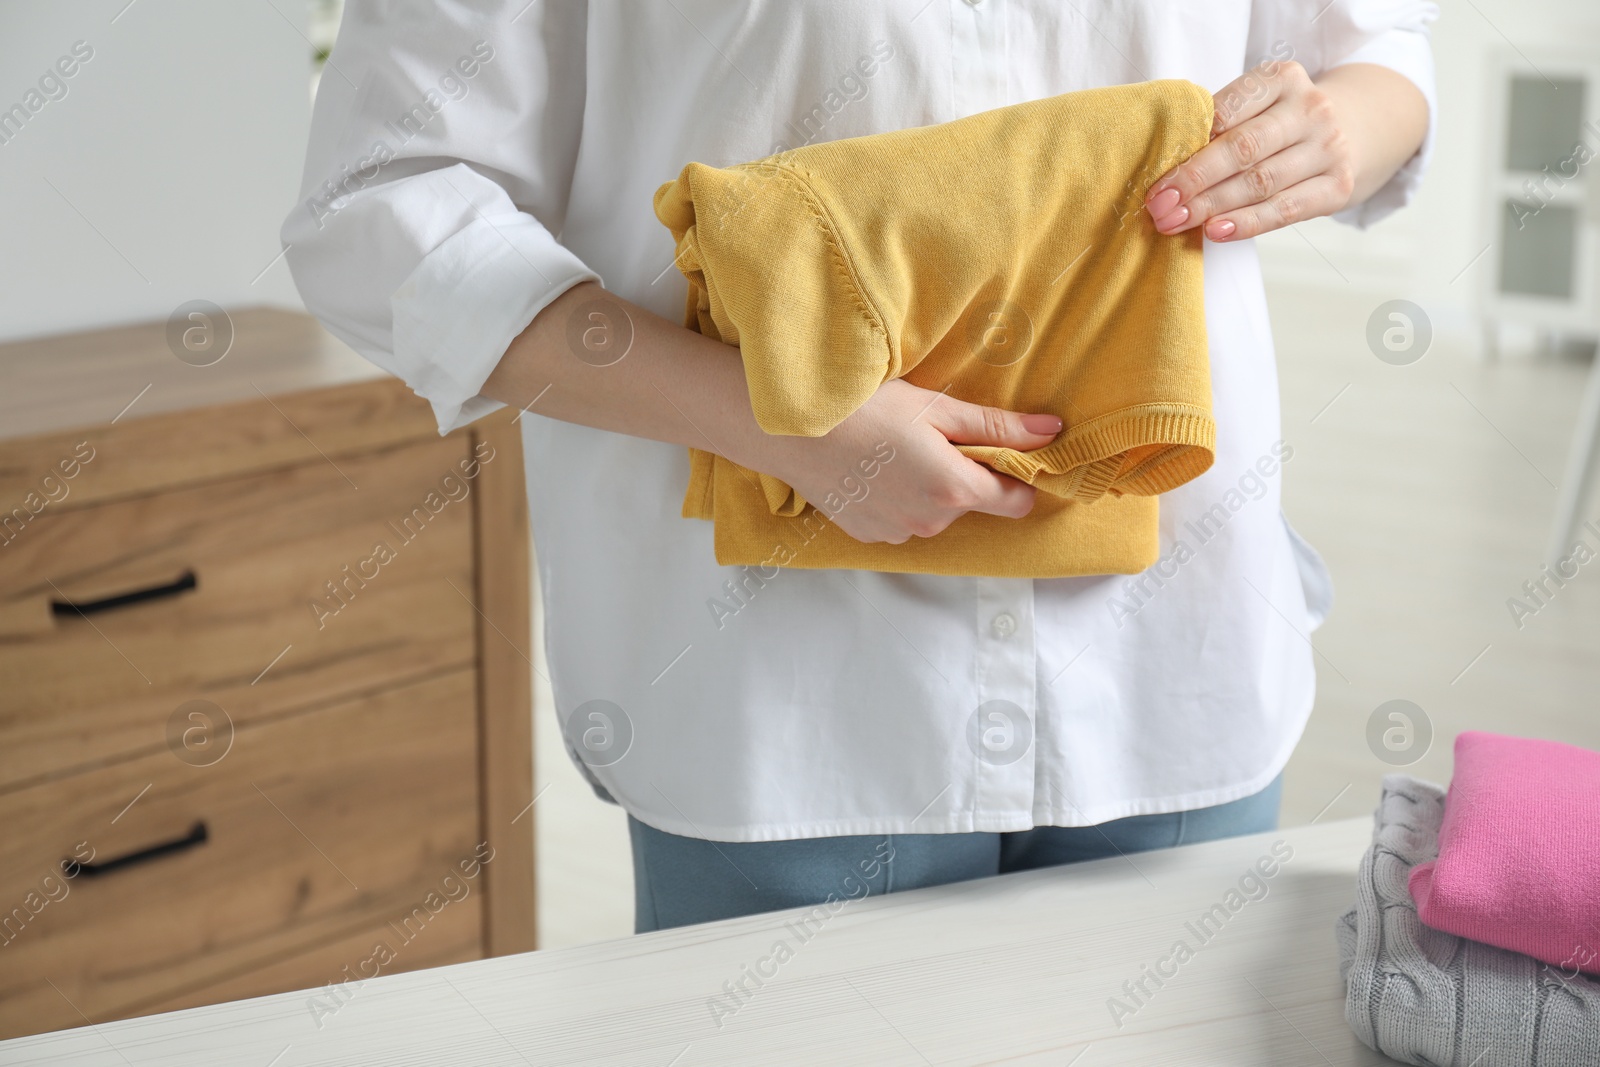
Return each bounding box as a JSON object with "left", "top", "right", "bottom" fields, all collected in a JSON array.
[{"left": 1337, "top": 732, "right": 1600, "bottom": 1066}]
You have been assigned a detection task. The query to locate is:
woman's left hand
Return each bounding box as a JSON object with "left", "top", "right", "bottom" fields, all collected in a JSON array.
[{"left": 1144, "top": 59, "right": 1356, "bottom": 242}]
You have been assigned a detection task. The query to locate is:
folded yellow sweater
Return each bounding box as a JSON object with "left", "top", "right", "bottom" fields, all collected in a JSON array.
[{"left": 653, "top": 80, "right": 1215, "bottom": 578}]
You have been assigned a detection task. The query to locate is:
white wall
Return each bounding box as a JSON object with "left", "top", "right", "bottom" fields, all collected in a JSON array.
[
  {"left": 0, "top": 0, "right": 311, "bottom": 343},
  {"left": 1257, "top": 0, "right": 1600, "bottom": 353}
]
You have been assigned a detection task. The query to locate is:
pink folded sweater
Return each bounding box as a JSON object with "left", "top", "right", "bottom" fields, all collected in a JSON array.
[{"left": 1408, "top": 731, "right": 1600, "bottom": 977}]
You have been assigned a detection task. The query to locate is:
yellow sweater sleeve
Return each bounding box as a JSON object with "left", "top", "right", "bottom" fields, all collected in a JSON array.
[
  {"left": 655, "top": 160, "right": 897, "bottom": 440},
  {"left": 653, "top": 79, "right": 1217, "bottom": 578}
]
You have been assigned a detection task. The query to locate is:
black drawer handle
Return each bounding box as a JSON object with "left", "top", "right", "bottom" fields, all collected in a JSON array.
[
  {"left": 51, "top": 570, "right": 198, "bottom": 617},
  {"left": 72, "top": 821, "right": 208, "bottom": 878}
]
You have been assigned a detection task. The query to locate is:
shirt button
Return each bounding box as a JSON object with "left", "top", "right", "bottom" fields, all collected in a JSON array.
[{"left": 991, "top": 612, "right": 1017, "bottom": 638}]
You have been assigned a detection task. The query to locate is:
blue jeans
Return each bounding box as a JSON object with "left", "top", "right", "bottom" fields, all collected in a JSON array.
[{"left": 629, "top": 773, "right": 1283, "bottom": 932}]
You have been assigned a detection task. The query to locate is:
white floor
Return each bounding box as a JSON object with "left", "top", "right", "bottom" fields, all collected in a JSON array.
[{"left": 533, "top": 280, "right": 1600, "bottom": 951}]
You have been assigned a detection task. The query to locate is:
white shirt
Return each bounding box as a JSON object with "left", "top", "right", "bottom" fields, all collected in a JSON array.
[{"left": 284, "top": 0, "right": 1437, "bottom": 842}]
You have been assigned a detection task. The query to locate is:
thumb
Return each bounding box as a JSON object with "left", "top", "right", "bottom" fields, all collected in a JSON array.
[{"left": 925, "top": 396, "right": 1063, "bottom": 450}]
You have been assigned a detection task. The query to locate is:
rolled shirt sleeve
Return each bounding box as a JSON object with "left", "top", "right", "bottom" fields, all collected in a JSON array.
[
  {"left": 1248, "top": 0, "right": 1439, "bottom": 229},
  {"left": 281, "top": 0, "right": 600, "bottom": 435}
]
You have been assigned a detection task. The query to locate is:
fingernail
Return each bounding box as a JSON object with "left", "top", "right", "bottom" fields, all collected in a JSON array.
[
  {"left": 1021, "top": 414, "right": 1063, "bottom": 435},
  {"left": 1146, "top": 188, "right": 1181, "bottom": 218},
  {"left": 1154, "top": 206, "right": 1189, "bottom": 233},
  {"left": 1207, "top": 219, "right": 1237, "bottom": 240}
]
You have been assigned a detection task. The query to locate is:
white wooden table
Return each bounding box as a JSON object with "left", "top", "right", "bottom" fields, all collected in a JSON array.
[{"left": 0, "top": 817, "right": 1399, "bottom": 1066}]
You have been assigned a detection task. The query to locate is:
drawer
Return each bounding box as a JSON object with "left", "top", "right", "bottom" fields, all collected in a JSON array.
[
  {"left": 0, "top": 433, "right": 491, "bottom": 791},
  {"left": 0, "top": 668, "right": 483, "bottom": 1038}
]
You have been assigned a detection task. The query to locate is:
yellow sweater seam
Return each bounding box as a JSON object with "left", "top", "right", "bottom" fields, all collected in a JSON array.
[{"left": 750, "top": 161, "right": 891, "bottom": 356}]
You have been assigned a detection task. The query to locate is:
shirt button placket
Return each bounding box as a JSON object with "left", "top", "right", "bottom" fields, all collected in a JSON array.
[
  {"left": 950, "top": 0, "right": 1008, "bottom": 120},
  {"left": 952, "top": 0, "right": 1027, "bottom": 826},
  {"left": 971, "top": 577, "right": 1036, "bottom": 824}
]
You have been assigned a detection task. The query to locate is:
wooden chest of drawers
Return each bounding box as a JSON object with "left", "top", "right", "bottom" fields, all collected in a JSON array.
[{"left": 0, "top": 309, "right": 535, "bottom": 1038}]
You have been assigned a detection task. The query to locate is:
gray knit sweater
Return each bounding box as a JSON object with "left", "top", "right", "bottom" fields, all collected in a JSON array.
[{"left": 1336, "top": 774, "right": 1600, "bottom": 1066}]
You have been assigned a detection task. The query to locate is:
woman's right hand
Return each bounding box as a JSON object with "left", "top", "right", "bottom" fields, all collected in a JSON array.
[{"left": 739, "top": 379, "right": 1063, "bottom": 545}]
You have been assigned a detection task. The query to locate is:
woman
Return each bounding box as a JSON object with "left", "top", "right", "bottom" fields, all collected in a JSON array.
[{"left": 284, "top": 0, "right": 1434, "bottom": 932}]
